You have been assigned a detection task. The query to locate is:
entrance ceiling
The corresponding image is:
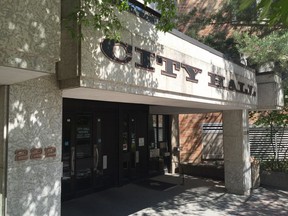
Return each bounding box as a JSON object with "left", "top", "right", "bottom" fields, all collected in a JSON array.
[
  {"left": 62, "top": 87, "right": 254, "bottom": 114},
  {"left": 0, "top": 66, "right": 47, "bottom": 85}
]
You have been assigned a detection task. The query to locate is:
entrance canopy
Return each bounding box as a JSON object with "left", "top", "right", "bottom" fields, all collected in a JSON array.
[{"left": 59, "top": 10, "right": 258, "bottom": 111}]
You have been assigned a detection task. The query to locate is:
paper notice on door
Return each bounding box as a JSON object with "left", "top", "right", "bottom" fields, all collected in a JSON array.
[
  {"left": 139, "top": 137, "right": 144, "bottom": 147},
  {"left": 103, "top": 155, "right": 107, "bottom": 169}
]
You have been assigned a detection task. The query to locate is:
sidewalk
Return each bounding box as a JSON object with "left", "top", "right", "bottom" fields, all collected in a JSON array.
[{"left": 62, "top": 175, "right": 288, "bottom": 216}]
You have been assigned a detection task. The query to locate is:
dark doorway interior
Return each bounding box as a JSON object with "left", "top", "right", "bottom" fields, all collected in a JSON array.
[
  {"left": 61, "top": 99, "right": 149, "bottom": 200},
  {"left": 148, "top": 115, "right": 171, "bottom": 175},
  {"left": 119, "top": 105, "right": 149, "bottom": 185}
]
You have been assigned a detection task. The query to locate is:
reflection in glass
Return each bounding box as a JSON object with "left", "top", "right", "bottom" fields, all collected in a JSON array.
[{"left": 158, "top": 115, "right": 163, "bottom": 127}]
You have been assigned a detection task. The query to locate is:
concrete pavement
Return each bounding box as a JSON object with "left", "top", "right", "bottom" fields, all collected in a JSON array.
[{"left": 62, "top": 174, "right": 288, "bottom": 216}]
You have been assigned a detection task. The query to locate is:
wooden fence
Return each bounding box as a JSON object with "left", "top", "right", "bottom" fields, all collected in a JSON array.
[
  {"left": 249, "top": 127, "right": 288, "bottom": 161},
  {"left": 201, "top": 124, "right": 288, "bottom": 161}
]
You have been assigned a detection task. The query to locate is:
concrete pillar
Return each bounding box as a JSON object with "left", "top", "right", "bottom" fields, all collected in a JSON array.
[
  {"left": 223, "top": 110, "right": 251, "bottom": 195},
  {"left": 170, "top": 115, "right": 180, "bottom": 174},
  {"left": 6, "top": 76, "right": 62, "bottom": 216},
  {"left": 0, "top": 86, "right": 8, "bottom": 216}
]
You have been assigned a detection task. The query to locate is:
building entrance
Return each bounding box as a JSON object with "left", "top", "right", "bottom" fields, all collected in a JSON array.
[
  {"left": 119, "top": 107, "right": 149, "bottom": 185},
  {"left": 62, "top": 101, "right": 118, "bottom": 200},
  {"left": 61, "top": 99, "right": 149, "bottom": 200}
]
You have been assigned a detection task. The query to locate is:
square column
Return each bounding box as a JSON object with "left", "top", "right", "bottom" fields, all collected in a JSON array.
[
  {"left": 223, "top": 110, "right": 251, "bottom": 195},
  {"left": 6, "top": 76, "right": 62, "bottom": 216}
]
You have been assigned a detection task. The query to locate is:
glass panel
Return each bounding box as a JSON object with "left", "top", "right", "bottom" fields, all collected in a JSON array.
[
  {"left": 153, "top": 128, "right": 158, "bottom": 146},
  {"left": 152, "top": 115, "right": 157, "bottom": 127},
  {"left": 76, "top": 159, "right": 92, "bottom": 179},
  {"left": 75, "top": 115, "right": 93, "bottom": 191},
  {"left": 76, "top": 117, "right": 91, "bottom": 139},
  {"left": 158, "top": 128, "right": 163, "bottom": 141},
  {"left": 122, "top": 117, "right": 128, "bottom": 152},
  {"left": 75, "top": 158, "right": 92, "bottom": 191},
  {"left": 158, "top": 115, "right": 163, "bottom": 127},
  {"left": 76, "top": 115, "right": 92, "bottom": 158},
  {"left": 76, "top": 145, "right": 91, "bottom": 158}
]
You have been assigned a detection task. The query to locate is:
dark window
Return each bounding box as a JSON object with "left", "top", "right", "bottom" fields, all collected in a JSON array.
[
  {"left": 149, "top": 114, "right": 168, "bottom": 149},
  {"left": 128, "top": 0, "right": 161, "bottom": 24}
]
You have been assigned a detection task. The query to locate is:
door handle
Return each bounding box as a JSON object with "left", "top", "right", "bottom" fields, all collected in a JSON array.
[
  {"left": 71, "top": 147, "right": 75, "bottom": 176},
  {"left": 94, "top": 145, "right": 99, "bottom": 171}
]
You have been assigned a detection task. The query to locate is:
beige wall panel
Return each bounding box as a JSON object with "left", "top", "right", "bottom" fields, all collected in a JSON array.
[{"left": 0, "top": 0, "right": 60, "bottom": 73}]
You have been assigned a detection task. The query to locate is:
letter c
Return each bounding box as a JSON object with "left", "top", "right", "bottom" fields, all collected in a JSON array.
[{"left": 100, "top": 39, "right": 132, "bottom": 64}]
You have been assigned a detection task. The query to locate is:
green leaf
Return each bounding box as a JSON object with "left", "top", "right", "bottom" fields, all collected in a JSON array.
[{"left": 239, "top": 0, "right": 254, "bottom": 11}]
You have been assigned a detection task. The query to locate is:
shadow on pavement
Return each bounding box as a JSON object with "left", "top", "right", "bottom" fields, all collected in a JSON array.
[{"left": 61, "top": 174, "right": 288, "bottom": 216}]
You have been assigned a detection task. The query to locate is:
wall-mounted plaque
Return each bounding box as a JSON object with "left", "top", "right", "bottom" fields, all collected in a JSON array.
[
  {"left": 103, "top": 155, "right": 107, "bottom": 169},
  {"left": 139, "top": 137, "right": 144, "bottom": 147},
  {"left": 76, "top": 127, "right": 91, "bottom": 139}
]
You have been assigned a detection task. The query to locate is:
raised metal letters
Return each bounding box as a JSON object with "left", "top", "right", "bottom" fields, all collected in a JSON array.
[
  {"left": 100, "top": 39, "right": 132, "bottom": 64},
  {"left": 100, "top": 38, "right": 256, "bottom": 97},
  {"left": 14, "top": 146, "right": 57, "bottom": 161}
]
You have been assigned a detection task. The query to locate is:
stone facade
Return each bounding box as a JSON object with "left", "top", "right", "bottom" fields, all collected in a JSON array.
[
  {"left": 59, "top": 11, "right": 257, "bottom": 111},
  {"left": 6, "top": 75, "right": 62, "bottom": 216},
  {"left": 0, "top": 1, "right": 284, "bottom": 215},
  {"left": 0, "top": 0, "right": 62, "bottom": 215},
  {"left": 223, "top": 110, "right": 251, "bottom": 195},
  {"left": 0, "top": 0, "right": 60, "bottom": 73}
]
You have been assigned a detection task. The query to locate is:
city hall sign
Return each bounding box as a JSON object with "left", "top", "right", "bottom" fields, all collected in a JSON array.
[{"left": 100, "top": 39, "right": 256, "bottom": 97}]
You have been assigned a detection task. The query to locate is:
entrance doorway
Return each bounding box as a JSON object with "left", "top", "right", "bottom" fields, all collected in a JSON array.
[
  {"left": 62, "top": 100, "right": 118, "bottom": 200},
  {"left": 148, "top": 115, "right": 171, "bottom": 175},
  {"left": 62, "top": 99, "right": 149, "bottom": 200},
  {"left": 119, "top": 107, "right": 149, "bottom": 184}
]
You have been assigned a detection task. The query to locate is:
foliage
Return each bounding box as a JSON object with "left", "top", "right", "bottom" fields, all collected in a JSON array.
[
  {"left": 177, "top": 2, "right": 240, "bottom": 62},
  {"left": 177, "top": 0, "right": 288, "bottom": 167},
  {"left": 69, "top": 0, "right": 177, "bottom": 40},
  {"left": 234, "top": 30, "right": 288, "bottom": 70},
  {"left": 176, "top": 0, "right": 278, "bottom": 64},
  {"left": 234, "top": 4, "right": 288, "bottom": 145},
  {"left": 261, "top": 159, "right": 288, "bottom": 173},
  {"left": 240, "top": 0, "right": 288, "bottom": 26},
  {"left": 177, "top": 0, "right": 288, "bottom": 64},
  {"left": 144, "top": 0, "right": 177, "bottom": 32}
]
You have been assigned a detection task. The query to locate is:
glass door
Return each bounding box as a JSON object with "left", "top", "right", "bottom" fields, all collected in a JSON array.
[
  {"left": 74, "top": 114, "right": 93, "bottom": 191},
  {"left": 62, "top": 99, "right": 119, "bottom": 200},
  {"left": 62, "top": 114, "right": 73, "bottom": 198},
  {"left": 148, "top": 115, "right": 171, "bottom": 174},
  {"left": 62, "top": 114, "right": 94, "bottom": 199},
  {"left": 121, "top": 113, "right": 137, "bottom": 182},
  {"left": 119, "top": 107, "right": 149, "bottom": 184}
]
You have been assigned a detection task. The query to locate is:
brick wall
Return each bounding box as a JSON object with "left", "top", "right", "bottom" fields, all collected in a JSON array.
[
  {"left": 177, "top": 0, "right": 224, "bottom": 34},
  {"left": 179, "top": 113, "right": 222, "bottom": 163}
]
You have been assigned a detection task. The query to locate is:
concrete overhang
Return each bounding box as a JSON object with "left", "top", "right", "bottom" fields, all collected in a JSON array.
[
  {"left": 0, "top": 66, "right": 47, "bottom": 85},
  {"left": 256, "top": 72, "right": 284, "bottom": 110},
  {"left": 59, "top": 5, "right": 258, "bottom": 111},
  {"left": 62, "top": 86, "right": 257, "bottom": 112}
]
